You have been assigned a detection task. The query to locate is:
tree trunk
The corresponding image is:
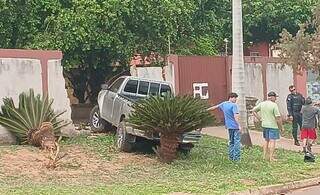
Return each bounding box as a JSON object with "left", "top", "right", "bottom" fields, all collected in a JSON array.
[
  {"left": 159, "top": 133, "right": 179, "bottom": 163},
  {"left": 232, "top": 0, "right": 252, "bottom": 146},
  {"left": 28, "top": 122, "right": 56, "bottom": 150}
]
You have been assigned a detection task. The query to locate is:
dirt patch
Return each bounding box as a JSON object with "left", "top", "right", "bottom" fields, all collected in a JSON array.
[{"left": 0, "top": 145, "right": 158, "bottom": 185}]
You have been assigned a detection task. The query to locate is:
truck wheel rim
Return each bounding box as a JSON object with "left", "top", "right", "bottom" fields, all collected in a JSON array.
[
  {"left": 92, "top": 112, "right": 102, "bottom": 128},
  {"left": 117, "top": 125, "right": 124, "bottom": 148}
]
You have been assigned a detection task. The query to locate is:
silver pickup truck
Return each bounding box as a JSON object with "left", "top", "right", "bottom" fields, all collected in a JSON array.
[{"left": 89, "top": 76, "right": 202, "bottom": 152}]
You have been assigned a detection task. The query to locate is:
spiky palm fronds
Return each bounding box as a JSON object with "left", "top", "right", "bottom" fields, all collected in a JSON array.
[
  {"left": 0, "top": 89, "right": 69, "bottom": 144},
  {"left": 128, "top": 95, "right": 215, "bottom": 135},
  {"left": 128, "top": 94, "right": 214, "bottom": 163}
]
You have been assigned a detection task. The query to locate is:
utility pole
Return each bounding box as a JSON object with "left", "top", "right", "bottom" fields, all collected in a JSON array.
[{"left": 232, "top": 0, "right": 252, "bottom": 147}]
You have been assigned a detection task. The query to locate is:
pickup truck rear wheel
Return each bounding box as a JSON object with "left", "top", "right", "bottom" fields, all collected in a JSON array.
[
  {"left": 116, "top": 121, "right": 133, "bottom": 152},
  {"left": 178, "top": 143, "right": 194, "bottom": 155},
  {"left": 89, "top": 105, "right": 107, "bottom": 132}
]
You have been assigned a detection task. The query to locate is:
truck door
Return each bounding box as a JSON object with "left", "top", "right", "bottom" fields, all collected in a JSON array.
[
  {"left": 112, "top": 79, "right": 139, "bottom": 124},
  {"left": 101, "top": 78, "right": 125, "bottom": 122}
]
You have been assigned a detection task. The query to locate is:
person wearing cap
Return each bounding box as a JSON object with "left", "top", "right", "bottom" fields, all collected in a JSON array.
[
  {"left": 252, "top": 91, "right": 285, "bottom": 161},
  {"left": 301, "top": 97, "right": 319, "bottom": 154},
  {"left": 286, "top": 85, "right": 305, "bottom": 146},
  {"left": 208, "top": 92, "right": 241, "bottom": 161}
]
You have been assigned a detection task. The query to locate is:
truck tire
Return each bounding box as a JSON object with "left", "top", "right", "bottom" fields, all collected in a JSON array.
[
  {"left": 89, "top": 105, "right": 106, "bottom": 132},
  {"left": 116, "top": 121, "right": 133, "bottom": 152},
  {"left": 178, "top": 143, "right": 194, "bottom": 155}
]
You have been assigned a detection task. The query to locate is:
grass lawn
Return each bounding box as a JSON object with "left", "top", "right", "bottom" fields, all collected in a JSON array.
[{"left": 1, "top": 135, "right": 320, "bottom": 195}]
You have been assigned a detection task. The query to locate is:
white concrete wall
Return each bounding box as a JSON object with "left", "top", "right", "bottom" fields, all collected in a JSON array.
[
  {"left": 243, "top": 63, "right": 293, "bottom": 115},
  {"left": 0, "top": 58, "right": 43, "bottom": 144},
  {"left": 244, "top": 63, "right": 264, "bottom": 101},
  {"left": 163, "top": 64, "right": 175, "bottom": 92},
  {"left": 266, "top": 63, "right": 293, "bottom": 115},
  {"left": 306, "top": 70, "right": 320, "bottom": 100},
  {"left": 47, "top": 60, "right": 75, "bottom": 136},
  {"left": 130, "top": 66, "right": 164, "bottom": 81},
  {"left": 0, "top": 57, "right": 76, "bottom": 144},
  {"left": 0, "top": 58, "right": 43, "bottom": 105}
]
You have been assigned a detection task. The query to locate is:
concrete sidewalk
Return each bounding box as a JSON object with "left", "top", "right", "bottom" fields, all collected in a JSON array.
[{"left": 202, "top": 126, "right": 320, "bottom": 154}]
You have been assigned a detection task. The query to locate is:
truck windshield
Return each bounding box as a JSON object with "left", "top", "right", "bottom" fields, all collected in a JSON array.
[
  {"left": 160, "top": 84, "right": 171, "bottom": 96},
  {"left": 109, "top": 78, "right": 125, "bottom": 93},
  {"left": 124, "top": 80, "right": 138, "bottom": 93}
]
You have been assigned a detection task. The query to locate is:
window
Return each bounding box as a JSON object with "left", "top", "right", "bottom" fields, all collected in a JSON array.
[
  {"left": 124, "top": 79, "right": 138, "bottom": 94},
  {"left": 160, "top": 84, "right": 171, "bottom": 96},
  {"left": 149, "top": 83, "right": 160, "bottom": 96},
  {"left": 109, "top": 78, "right": 125, "bottom": 93},
  {"left": 138, "top": 81, "right": 149, "bottom": 95}
]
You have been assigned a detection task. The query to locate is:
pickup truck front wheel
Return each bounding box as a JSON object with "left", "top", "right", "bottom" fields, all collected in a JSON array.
[
  {"left": 116, "top": 121, "right": 133, "bottom": 152},
  {"left": 90, "top": 105, "right": 106, "bottom": 132}
]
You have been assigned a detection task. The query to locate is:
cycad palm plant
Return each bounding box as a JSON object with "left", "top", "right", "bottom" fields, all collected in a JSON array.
[
  {"left": 128, "top": 95, "right": 214, "bottom": 163},
  {"left": 0, "top": 89, "right": 69, "bottom": 150}
]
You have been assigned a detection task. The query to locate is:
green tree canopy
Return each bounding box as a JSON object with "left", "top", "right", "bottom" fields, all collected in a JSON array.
[
  {"left": 27, "top": 0, "right": 197, "bottom": 68},
  {"left": 0, "top": 0, "right": 61, "bottom": 48},
  {"left": 1, "top": 0, "right": 318, "bottom": 61},
  {"left": 1, "top": 0, "right": 319, "bottom": 102},
  {"left": 243, "top": 0, "right": 318, "bottom": 43},
  {"left": 278, "top": 4, "right": 320, "bottom": 71}
]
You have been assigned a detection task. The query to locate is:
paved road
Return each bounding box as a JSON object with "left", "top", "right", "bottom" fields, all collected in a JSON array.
[
  {"left": 202, "top": 126, "right": 320, "bottom": 153},
  {"left": 286, "top": 185, "right": 320, "bottom": 195}
]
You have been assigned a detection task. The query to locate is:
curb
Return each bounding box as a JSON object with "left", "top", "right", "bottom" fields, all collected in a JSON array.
[{"left": 229, "top": 177, "right": 320, "bottom": 195}]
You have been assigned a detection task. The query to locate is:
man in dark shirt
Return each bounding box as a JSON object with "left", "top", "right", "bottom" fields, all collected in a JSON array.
[{"left": 286, "top": 85, "right": 305, "bottom": 146}]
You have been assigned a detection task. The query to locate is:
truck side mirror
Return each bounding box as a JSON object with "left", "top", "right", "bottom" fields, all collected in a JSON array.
[{"left": 101, "top": 84, "right": 109, "bottom": 90}]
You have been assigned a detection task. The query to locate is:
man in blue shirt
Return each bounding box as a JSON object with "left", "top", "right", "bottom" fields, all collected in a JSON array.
[{"left": 208, "top": 92, "right": 241, "bottom": 161}]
